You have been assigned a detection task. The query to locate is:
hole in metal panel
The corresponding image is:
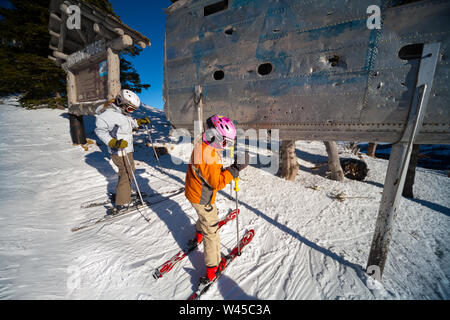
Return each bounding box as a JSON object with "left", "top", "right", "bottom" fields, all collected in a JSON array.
[
  {"left": 398, "top": 43, "right": 424, "bottom": 60},
  {"left": 224, "top": 27, "right": 234, "bottom": 35},
  {"left": 213, "top": 70, "right": 225, "bottom": 80},
  {"left": 391, "top": 0, "right": 424, "bottom": 7},
  {"left": 257, "top": 63, "right": 273, "bottom": 76},
  {"left": 328, "top": 55, "right": 340, "bottom": 67},
  {"left": 204, "top": 0, "right": 228, "bottom": 16}
]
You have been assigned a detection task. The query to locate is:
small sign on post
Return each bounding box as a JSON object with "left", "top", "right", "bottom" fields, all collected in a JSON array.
[{"left": 64, "top": 39, "right": 110, "bottom": 116}]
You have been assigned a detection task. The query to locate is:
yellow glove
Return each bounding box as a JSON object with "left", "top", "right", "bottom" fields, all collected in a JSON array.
[
  {"left": 136, "top": 117, "right": 151, "bottom": 126},
  {"left": 108, "top": 138, "right": 128, "bottom": 149}
]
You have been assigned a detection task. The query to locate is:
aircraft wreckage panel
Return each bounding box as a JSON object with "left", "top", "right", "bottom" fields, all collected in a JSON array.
[{"left": 164, "top": 0, "right": 450, "bottom": 143}]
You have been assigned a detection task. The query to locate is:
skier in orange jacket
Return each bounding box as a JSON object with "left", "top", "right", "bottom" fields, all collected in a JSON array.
[{"left": 185, "top": 115, "right": 248, "bottom": 283}]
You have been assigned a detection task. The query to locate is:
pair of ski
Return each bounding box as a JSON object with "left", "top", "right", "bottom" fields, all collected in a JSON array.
[
  {"left": 188, "top": 229, "right": 255, "bottom": 300},
  {"left": 152, "top": 209, "right": 241, "bottom": 279},
  {"left": 80, "top": 188, "right": 184, "bottom": 209},
  {"left": 71, "top": 188, "right": 184, "bottom": 232},
  {"left": 152, "top": 208, "right": 255, "bottom": 300}
]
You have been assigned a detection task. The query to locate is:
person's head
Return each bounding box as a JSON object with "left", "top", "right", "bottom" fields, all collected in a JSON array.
[
  {"left": 202, "top": 115, "right": 236, "bottom": 150},
  {"left": 115, "top": 89, "right": 141, "bottom": 114}
]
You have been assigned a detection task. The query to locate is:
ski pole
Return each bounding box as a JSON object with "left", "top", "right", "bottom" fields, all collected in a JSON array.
[
  {"left": 234, "top": 177, "right": 241, "bottom": 256},
  {"left": 229, "top": 145, "right": 234, "bottom": 200},
  {"left": 122, "top": 149, "right": 146, "bottom": 208},
  {"left": 144, "top": 124, "right": 164, "bottom": 174}
]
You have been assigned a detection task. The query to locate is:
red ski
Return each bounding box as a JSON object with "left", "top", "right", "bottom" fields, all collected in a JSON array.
[
  {"left": 152, "top": 209, "right": 240, "bottom": 279},
  {"left": 188, "top": 229, "right": 255, "bottom": 300}
]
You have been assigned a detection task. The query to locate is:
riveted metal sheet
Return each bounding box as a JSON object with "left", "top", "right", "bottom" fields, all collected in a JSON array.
[{"left": 164, "top": 0, "right": 450, "bottom": 143}]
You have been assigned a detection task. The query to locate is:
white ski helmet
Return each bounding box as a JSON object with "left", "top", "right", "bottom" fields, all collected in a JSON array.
[{"left": 116, "top": 89, "right": 141, "bottom": 113}]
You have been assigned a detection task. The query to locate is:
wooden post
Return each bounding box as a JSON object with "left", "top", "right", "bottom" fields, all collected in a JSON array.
[
  {"left": 367, "top": 142, "right": 378, "bottom": 157},
  {"left": 278, "top": 140, "right": 298, "bottom": 181},
  {"left": 67, "top": 70, "right": 86, "bottom": 144},
  {"left": 324, "top": 141, "right": 344, "bottom": 181},
  {"left": 69, "top": 114, "right": 87, "bottom": 145},
  {"left": 107, "top": 47, "right": 121, "bottom": 100},
  {"left": 66, "top": 70, "right": 77, "bottom": 104}
]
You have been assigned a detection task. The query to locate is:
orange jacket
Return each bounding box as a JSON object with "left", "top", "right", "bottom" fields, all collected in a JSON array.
[{"left": 185, "top": 141, "right": 234, "bottom": 205}]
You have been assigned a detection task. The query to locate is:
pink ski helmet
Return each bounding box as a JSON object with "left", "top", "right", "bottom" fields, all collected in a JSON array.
[{"left": 203, "top": 115, "right": 236, "bottom": 149}]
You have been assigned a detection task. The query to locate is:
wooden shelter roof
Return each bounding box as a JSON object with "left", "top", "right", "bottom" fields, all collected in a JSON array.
[{"left": 48, "top": 0, "right": 151, "bottom": 66}]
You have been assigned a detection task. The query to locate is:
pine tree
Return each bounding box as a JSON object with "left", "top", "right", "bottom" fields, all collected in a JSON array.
[
  {"left": 0, "top": 0, "right": 66, "bottom": 108},
  {"left": 120, "top": 46, "right": 151, "bottom": 93},
  {"left": 0, "top": 0, "right": 150, "bottom": 108}
]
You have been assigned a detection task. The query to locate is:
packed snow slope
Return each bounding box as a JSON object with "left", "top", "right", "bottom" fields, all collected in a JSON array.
[{"left": 0, "top": 97, "right": 449, "bottom": 300}]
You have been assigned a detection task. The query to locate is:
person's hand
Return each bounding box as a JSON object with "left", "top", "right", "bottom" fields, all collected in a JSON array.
[
  {"left": 108, "top": 138, "right": 128, "bottom": 149},
  {"left": 232, "top": 151, "right": 250, "bottom": 171},
  {"left": 137, "top": 117, "right": 151, "bottom": 126},
  {"left": 226, "top": 151, "right": 250, "bottom": 178}
]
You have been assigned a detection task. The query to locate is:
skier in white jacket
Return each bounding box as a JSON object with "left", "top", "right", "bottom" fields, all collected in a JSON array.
[{"left": 95, "top": 89, "right": 150, "bottom": 213}]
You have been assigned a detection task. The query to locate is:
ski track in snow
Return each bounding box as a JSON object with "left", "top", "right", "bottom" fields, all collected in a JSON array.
[{"left": 0, "top": 100, "right": 449, "bottom": 300}]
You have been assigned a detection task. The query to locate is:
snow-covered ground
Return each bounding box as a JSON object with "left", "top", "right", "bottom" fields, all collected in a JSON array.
[{"left": 0, "top": 97, "right": 449, "bottom": 300}]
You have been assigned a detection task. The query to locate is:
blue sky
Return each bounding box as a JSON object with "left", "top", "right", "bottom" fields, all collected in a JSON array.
[{"left": 110, "top": 0, "right": 174, "bottom": 110}]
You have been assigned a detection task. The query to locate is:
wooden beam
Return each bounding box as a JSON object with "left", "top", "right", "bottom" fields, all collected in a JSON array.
[
  {"left": 59, "top": 0, "right": 150, "bottom": 48},
  {"left": 110, "top": 35, "right": 133, "bottom": 51},
  {"left": 60, "top": 3, "right": 69, "bottom": 15},
  {"left": 50, "top": 12, "right": 62, "bottom": 23},
  {"left": 53, "top": 50, "right": 69, "bottom": 60},
  {"left": 93, "top": 23, "right": 102, "bottom": 34},
  {"left": 76, "top": 3, "right": 150, "bottom": 46},
  {"left": 93, "top": 23, "right": 116, "bottom": 40},
  {"left": 49, "top": 29, "right": 60, "bottom": 39},
  {"left": 114, "top": 28, "right": 124, "bottom": 36},
  {"left": 76, "top": 0, "right": 149, "bottom": 43},
  {"left": 137, "top": 41, "right": 147, "bottom": 49}
]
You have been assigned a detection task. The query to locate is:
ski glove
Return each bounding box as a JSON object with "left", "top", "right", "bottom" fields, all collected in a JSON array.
[
  {"left": 136, "top": 117, "right": 151, "bottom": 126},
  {"left": 108, "top": 138, "right": 128, "bottom": 149},
  {"left": 225, "top": 151, "right": 250, "bottom": 178}
]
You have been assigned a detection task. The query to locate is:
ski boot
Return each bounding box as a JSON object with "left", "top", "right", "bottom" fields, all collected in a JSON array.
[
  {"left": 197, "top": 266, "right": 218, "bottom": 293},
  {"left": 110, "top": 191, "right": 143, "bottom": 206},
  {"left": 187, "top": 231, "right": 203, "bottom": 246},
  {"left": 108, "top": 204, "right": 128, "bottom": 216}
]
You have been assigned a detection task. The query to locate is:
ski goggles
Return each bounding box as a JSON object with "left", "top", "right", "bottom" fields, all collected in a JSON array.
[
  {"left": 222, "top": 137, "right": 235, "bottom": 149},
  {"left": 124, "top": 104, "right": 138, "bottom": 113}
]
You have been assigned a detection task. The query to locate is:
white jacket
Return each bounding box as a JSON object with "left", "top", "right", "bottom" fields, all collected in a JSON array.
[{"left": 95, "top": 103, "right": 138, "bottom": 155}]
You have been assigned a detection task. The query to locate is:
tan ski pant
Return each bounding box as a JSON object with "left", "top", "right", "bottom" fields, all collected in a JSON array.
[
  {"left": 191, "top": 202, "right": 221, "bottom": 268},
  {"left": 111, "top": 153, "right": 135, "bottom": 206}
]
